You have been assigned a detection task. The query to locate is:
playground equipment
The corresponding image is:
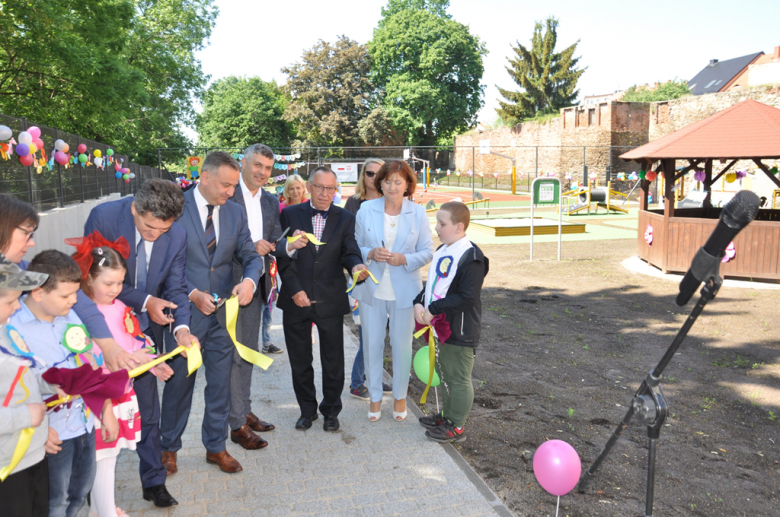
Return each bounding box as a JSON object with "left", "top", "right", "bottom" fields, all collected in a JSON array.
[
  {"left": 425, "top": 197, "right": 490, "bottom": 213},
  {"left": 772, "top": 189, "right": 780, "bottom": 209},
  {"left": 562, "top": 181, "right": 629, "bottom": 215}
]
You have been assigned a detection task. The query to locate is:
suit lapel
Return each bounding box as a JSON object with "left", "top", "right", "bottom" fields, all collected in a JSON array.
[
  {"left": 318, "top": 208, "right": 340, "bottom": 255},
  {"left": 185, "top": 189, "right": 209, "bottom": 258},
  {"left": 391, "top": 199, "right": 413, "bottom": 253},
  {"left": 121, "top": 205, "right": 138, "bottom": 286},
  {"left": 217, "top": 203, "right": 231, "bottom": 262},
  {"left": 146, "top": 232, "right": 168, "bottom": 290},
  {"left": 261, "top": 191, "right": 274, "bottom": 240}
]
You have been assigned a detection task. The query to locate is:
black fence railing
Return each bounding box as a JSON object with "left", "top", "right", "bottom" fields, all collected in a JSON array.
[{"left": 0, "top": 113, "right": 168, "bottom": 212}]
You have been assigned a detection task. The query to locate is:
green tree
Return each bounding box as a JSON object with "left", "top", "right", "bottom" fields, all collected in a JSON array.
[
  {"left": 0, "top": 0, "right": 217, "bottom": 165},
  {"left": 281, "top": 36, "right": 393, "bottom": 147},
  {"left": 621, "top": 79, "right": 690, "bottom": 102},
  {"left": 370, "top": 4, "right": 486, "bottom": 145},
  {"left": 196, "top": 76, "right": 294, "bottom": 149},
  {"left": 496, "top": 17, "right": 585, "bottom": 123}
]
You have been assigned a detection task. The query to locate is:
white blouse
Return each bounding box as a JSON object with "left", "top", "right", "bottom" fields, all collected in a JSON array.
[{"left": 374, "top": 213, "right": 400, "bottom": 300}]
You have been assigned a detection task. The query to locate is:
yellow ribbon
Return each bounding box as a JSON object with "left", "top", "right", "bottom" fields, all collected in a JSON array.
[
  {"left": 287, "top": 232, "right": 326, "bottom": 246},
  {"left": 0, "top": 428, "right": 34, "bottom": 481},
  {"left": 413, "top": 325, "right": 436, "bottom": 404},
  {"left": 345, "top": 270, "right": 379, "bottom": 293},
  {"left": 225, "top": 297, "right": 273, "bottom": 370},
  {"left": 47, "top": 344, "right": 202, "bottom": 409}
]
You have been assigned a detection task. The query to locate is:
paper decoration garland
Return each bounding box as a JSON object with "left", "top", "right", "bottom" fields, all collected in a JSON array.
[
  {"left": 721, "top": 241, "right": 736, "bottom": 263},
  {"left": 644, "top": 224, "right": 653, "bottom": 246},
  {"left": 274, "top": 153, "right": 301, "bottom": 162},
  {"left": 274, "top": 162, "right": 305, "bottom": 170}
]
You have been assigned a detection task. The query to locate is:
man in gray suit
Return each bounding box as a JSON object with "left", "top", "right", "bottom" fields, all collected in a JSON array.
[
  {"left": 160, "top": 152, "right": 262, "bottom": 474},
  {"left": 228, "top": 144, "right": 282, "bottom": 450}
]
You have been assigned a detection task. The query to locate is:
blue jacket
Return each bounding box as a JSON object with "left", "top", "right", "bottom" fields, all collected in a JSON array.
[
  {"left": 83, "top": 196, "right": 191, "bottom": 348},
  {"left": 352, "top": 198, "right": 433, "bottom": 309},
  {"left": 178, "top": 187, "right": 262, "bottom": 334}
]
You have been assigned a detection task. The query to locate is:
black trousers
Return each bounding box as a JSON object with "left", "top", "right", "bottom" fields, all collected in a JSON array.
[
  {"left": 134, "top": 326, "right": 166, "bottom": 489},
  {"left": 282, "top": 311, "right": 344, "bottom": 418},
  {"left": 0, "top": 456, "right": 48, "bottom": 517}
]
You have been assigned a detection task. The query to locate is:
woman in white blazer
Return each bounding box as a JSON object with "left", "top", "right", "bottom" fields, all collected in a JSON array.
[{"left": 353, "top": 161, "right": 434, "bottom": 421}]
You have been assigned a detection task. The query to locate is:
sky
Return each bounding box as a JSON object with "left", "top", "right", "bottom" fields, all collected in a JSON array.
[{"left": 191, "top": 0, "right": 780, "bottom": 138}]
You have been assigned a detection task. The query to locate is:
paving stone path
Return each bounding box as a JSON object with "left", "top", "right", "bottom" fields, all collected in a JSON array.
[{"left": 84, "top": 310, "right": 510, "bottom": 516}]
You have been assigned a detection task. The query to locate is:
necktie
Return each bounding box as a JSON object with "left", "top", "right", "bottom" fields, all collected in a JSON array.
[
  {"left": 205, "top": 204, "right": 216, "bottom": 262},
  {"left": 136, "top": 238, "right": 150, "bottom": 331}
]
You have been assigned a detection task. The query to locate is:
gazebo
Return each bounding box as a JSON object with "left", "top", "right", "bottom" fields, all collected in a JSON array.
[{"left": 621, "top": 99, "right": 780, "bottom": 281}]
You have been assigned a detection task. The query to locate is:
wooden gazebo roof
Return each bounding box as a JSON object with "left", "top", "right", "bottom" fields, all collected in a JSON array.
[{"left": 621, "top": 99, "right": 780, "bottom": 161}]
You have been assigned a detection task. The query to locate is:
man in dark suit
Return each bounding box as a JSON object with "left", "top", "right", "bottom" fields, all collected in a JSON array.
[
  {"left": 160, "top": 152, "right": 262, "bottom": 474},
  {"left": 275, "top": 166, "right": 368, "bottom": 432},
  {"left": 227, "top": 143, "right": 282, "bottom": 450},
  {"left": 83, "top": 179, "right": 198, "bottom": 508}
]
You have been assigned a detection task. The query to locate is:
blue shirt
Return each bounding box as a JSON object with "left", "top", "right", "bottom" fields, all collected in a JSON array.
[{"left": 10, "top": 299, "right": 94, "bottom": 441}]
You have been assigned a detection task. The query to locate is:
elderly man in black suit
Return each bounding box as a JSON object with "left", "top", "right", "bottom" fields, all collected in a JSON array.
[
  {"left": 275, "top": 166, "right": 369, "bottom": 432},
  {"left": 228, "top": 144, "right": 282, "bottom": 450}
]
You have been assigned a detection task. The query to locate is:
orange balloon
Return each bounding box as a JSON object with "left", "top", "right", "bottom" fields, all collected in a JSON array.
[{"left": 62, "top": 143, "right": 69, "bottom": 153}]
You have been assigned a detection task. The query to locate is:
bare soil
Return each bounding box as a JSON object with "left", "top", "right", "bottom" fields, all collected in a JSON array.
[{"left": 349, "top": 238, "right": 780, "bottom": 516}]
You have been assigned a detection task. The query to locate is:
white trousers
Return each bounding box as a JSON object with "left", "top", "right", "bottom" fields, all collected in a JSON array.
[{"left": 360, "top": 299, "right": 414, "bottom": 403}]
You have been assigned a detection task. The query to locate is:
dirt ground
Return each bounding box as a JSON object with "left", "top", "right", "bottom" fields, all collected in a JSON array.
[{"left": 349, "top": 237, "right": 780, "bottom": 516}]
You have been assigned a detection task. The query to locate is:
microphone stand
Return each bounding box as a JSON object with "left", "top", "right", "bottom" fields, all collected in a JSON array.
[{"left": 577, "top": 270, "right": 723, "bottom": 516}]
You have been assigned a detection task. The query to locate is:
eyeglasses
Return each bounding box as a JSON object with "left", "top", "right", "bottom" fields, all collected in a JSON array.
[
  {"left": 364, "top": 171, "right": 376, "bottom": 178},
  {"left": 310, "top": 183, "right": 338, "bottom": 195},
  {"left": 17, "top": 226, "right": 35, "bottom": 242}
]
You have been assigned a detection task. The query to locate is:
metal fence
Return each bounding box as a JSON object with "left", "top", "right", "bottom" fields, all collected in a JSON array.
[
  {"left": 159, "top": 144, "right": 657, "bottom": 202},
  {"left": 0, "top": 113, "right": 168, "bottom": 212}
]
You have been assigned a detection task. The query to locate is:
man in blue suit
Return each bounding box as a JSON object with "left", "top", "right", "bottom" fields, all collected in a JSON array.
[
  {"left": 160, "top": 151, "right": 262, "bottom": 474},
  {"left": 83, "top": 179, "right": 199, "bottom": 508}
]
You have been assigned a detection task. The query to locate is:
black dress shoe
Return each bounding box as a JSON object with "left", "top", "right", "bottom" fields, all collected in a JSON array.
[
  {"left": 142, "top": 484, "right": 178, "bottom": 507},
  {"left": 323, "top": 415, "right": 340, "bottom": 432},
  {"left": 295, "top": 414, "right": 318, "bottom": 430}
]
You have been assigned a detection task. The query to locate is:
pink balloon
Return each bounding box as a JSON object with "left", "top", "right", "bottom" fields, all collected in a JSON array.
[
  {"left": 54, "top": 151, "right": 69, "bottom": 165},
  {"left": 33, "top": 138, "right": 44, "bottom": 150},
  {"left": 533, "top": 440, "right": 581, "bottom": 496},
  {"left": 77, "top": 143, "right": 87, "bottom": 154},
  {"left": 27, "top": 126, "right": 41, "bottom": 139}
]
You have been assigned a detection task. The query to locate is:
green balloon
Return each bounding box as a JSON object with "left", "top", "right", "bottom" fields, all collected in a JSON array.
[
  {"left": 78, "top": 153, "right": 88, "bottom": 163},
  {"left": 106, "top": 148, "right": 114, "bottom": 156},
  {"left": 122, "top": 173, "right": 130, "bottom": 180},
  {"left": 413, "top": 346, "right": 440, "bottom": 387}
]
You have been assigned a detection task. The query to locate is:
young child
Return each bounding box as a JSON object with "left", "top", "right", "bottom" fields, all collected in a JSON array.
[
  {"left": 413, "top": 202, "right": 489, "bottom": 443},
  {"left": 10, "top": 250, "right": 118, "bottom": 517},
  {"left": 72, "top": 239, "right": 173, "bottom": 517},
  {"left": 0, "top": 252, "right": 52, "bottom": 517}
]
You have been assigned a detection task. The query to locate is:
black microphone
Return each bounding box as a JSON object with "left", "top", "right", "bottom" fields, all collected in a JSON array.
[{"left": 676, "top": 190, "right": 760, "bottom": 306}]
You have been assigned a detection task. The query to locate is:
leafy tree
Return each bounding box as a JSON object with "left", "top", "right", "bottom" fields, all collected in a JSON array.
[
  {"left": 0, "top": 0, "right": 217, "bottom": 165},
  {"left": 370, "top": 5, "right": 486, "bottom": 145},
  {"left": 621, "top": 79, "right": 690, "bottom": 102},
  {"left": 496, "top": 17, "right": 585, "bottom": 123},
  {"left": 281, "top": 36, "right": 393, "bottom": 147},
  {"left": 196, "top": 76, "right": 294, "bottom": 149}
]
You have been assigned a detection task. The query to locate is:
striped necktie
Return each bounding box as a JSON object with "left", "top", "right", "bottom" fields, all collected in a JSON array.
[{"left": 205, "top": 204, "right": 216, "bottom": 262}]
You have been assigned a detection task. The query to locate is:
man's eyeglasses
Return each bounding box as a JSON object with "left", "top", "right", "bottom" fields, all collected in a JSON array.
[
  {"left": 364, "top": 171, "right": 376, "bottom": 178},
  {"left": 17, "top": 227, "right": 35, "bottom": 242},
  {"left": 310, "top": 183, "right": 338, "bottom": 195}
]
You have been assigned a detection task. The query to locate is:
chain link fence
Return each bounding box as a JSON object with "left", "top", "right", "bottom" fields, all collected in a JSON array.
[{"left": 0, "top": 113, "right": 168, "bottom": 211}]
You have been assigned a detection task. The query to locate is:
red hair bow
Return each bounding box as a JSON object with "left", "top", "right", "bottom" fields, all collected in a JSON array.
[{"left": 65, "top": 231, "right": 131, "bottom": 279}]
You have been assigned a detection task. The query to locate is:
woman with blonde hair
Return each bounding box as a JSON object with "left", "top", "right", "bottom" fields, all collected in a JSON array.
[{"left": 279, "top": 174, "right": 307, "bottom": 211}]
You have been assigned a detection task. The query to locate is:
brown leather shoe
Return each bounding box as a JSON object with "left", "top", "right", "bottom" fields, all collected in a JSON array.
[
  {"left": 246, "top": 412, "right": 275, "bottom": 432},
  {"left": 206, "top": 450, "right": 243, "bottom": 473},
  {"left": 230, "top": 424, "right": 268, "bottom": 450},
  {"left": 161, "top": 451, "right": 177, "bottom": 475}
]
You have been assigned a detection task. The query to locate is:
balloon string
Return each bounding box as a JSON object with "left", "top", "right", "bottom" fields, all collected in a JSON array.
[{"left": 556, "top": 495, "right": 560, "bottom": 517}]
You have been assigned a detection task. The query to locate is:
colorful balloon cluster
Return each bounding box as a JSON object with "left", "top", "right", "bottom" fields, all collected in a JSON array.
[
  {"left": 16, "top": 127, "right": 47, "bottom": 166},
  {"left": 628, "top": 171, "right": 639, "bottom": 181},
  {"left": 616, "top": 172, "right": 626, "bottom": 181},
  {"left": 113, "top": 158, "right": 134, "bottom": 183}
]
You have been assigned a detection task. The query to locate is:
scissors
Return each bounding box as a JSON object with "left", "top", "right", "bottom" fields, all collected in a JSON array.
[{"left": 274, "top": 227, "right": 290, "bottom": 245}]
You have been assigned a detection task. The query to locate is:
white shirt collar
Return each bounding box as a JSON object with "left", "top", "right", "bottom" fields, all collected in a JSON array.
[
  {"left": 240, "top": 175, "right": 262, "bottom": 201},
  {"left": 194, "top": 184, "right": 213, "bottom": 211}
]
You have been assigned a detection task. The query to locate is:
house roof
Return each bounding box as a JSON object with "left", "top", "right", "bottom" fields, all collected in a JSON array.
[
  {"left": 687, "top": 52, "right": 763, "bottom": 95},
  {"left": 620, "top": 99, "right": 780, "bottom": 161}
]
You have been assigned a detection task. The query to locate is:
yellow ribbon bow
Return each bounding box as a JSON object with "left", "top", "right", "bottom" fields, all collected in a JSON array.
[
  {"left": 345, "top": 269, "right": 379, "bottom": 293},
  {"left": 287, "top": 233, "right": 326, "bottom": 246},
  {"left": 225, "top": 297, "right": 273, "bottom": 370},
  {"left": 413, "top": 325, "right": 437, "bottom": 404}
]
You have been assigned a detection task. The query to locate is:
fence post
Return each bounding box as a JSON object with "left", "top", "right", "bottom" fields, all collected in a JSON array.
[
  {"left": 582, "top": 147, "right": 587, "bottom": 184},
  {"left": 535, "top": 146, "right": 539, "bottom": 179},
  {"left": 77, "top": 134, "right": 84, "bottom": 203}
]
